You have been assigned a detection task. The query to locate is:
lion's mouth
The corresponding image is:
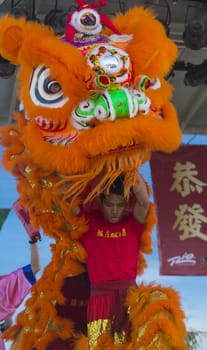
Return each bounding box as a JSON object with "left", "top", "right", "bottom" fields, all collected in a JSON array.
[
  {"left": 34, "top": 116, "right": 67, "bottom": 132},
  {"left": 34, "top": 115, "right": 142, "bottom": 153},
  {"left": 24, "top": 107, "right": 162, "bottom": 151}
]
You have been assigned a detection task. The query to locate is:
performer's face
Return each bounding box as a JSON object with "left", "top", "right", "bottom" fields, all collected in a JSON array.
[{"left": 102, "top": 193, "right": 127, "bottom": 223}]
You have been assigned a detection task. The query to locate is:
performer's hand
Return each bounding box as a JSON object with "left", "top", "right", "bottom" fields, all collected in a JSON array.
[
  {"left": 132, "top": 173, "right": 146, "bottom": 201},
  {"left": 13, "top": 199, "right": 41, "bottom": 241}
]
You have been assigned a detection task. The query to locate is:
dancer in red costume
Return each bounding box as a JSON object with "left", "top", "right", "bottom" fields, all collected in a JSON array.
[{"left": 78, "top": 173, "right": 149, "bottom": 349}]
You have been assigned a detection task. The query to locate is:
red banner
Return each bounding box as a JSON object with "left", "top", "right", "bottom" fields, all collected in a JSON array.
[{"left": 150, "top": 145, "right": 207, "bottom": 275}]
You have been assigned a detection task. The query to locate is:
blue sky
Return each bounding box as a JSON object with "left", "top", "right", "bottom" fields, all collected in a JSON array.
[{"left": 0, "top": 134, "right": 207, "bottom": 349}]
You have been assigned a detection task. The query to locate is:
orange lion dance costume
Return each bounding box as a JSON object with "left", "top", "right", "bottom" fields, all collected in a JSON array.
[{"left": 0, "top": 1, "right": 187, "bottom": 349}]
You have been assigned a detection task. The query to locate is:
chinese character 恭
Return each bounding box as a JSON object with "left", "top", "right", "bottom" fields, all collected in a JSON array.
[{"left": 170, "top": 161, "right": 206, "bottom": 197}]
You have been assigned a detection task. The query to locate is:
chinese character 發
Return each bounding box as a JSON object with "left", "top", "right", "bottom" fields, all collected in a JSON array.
[{"left": 173, "top": 203, "right": 207, "bottom": 241}]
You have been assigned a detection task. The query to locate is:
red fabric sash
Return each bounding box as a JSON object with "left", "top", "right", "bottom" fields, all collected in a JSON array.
[{"left": 91, "top": 280, "right": 135, "bottom": 333}]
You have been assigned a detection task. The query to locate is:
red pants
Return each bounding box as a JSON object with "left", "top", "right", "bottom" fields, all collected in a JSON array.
[{"left": 87, "top": 280, "right": 136, "bottom": 348}]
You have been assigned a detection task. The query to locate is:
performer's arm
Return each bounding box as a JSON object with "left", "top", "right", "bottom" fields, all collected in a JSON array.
[
  {"left": 30, "top": 241, "right": 41, "bottom": 275},
  {"left": 133, "top": 173, "right": 149, "bottom": 224}
]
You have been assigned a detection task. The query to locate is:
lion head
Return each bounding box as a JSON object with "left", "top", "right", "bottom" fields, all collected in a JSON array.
[{"left": 0, "top": 7, "right": 181, "bottom": 199}]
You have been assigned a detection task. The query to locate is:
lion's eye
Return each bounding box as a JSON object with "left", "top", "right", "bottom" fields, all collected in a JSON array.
[
  {"left": 30, "top": 65, "right": 68, "bottom": 108},
  {"left": 45, "top": 80, "right": 61, "bottom": 94}
]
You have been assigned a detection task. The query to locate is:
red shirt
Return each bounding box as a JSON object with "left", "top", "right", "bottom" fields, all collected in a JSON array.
[{"left": 81, "top": 211, "right": 144, "bottom": 285}]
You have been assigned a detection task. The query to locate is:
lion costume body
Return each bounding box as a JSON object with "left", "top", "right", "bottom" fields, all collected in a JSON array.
[{"left": 0, "top": 2, "right": 187, "bottom": 349}]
